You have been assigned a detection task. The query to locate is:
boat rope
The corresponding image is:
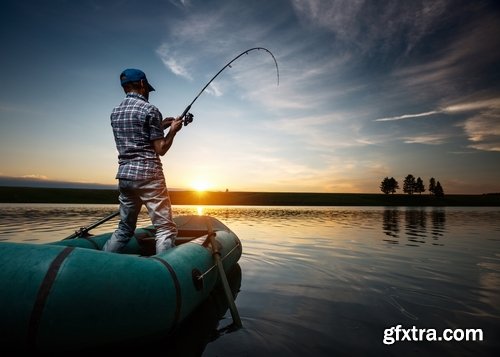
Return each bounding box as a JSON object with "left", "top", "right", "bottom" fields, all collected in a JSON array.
[
  {"left": 196, "top": 241, "right": 241, "bottom": 280},
  {"left": 81, "top": 236, "right": 100, "bottom": 250}
]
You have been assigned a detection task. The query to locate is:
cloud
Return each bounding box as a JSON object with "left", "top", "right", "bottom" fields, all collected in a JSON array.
[
  {"left": 444, "top": 98, "right": 500, "bottom": 113},
  {"left": 462, "top": 110, "right": 500, "bottom": 152},
  {"left": 291, "top": 0, "right": 450, "bottom": 54},
  {"left": 402, "top": 134, "right": 449, "bottom": 145},
  {"left": 156, "top": 44, "right": 193, "bottom": 80},
  {"left": 375, "top": 110, "right": 441, "bottom": 122},
  {"left": 392, "top": 10, "right": 500, "bottom": 99},
  {"left": 168, "top": 0, "right": 191, "bottom": 9},
  {"left": 21, "top": 174, "right": 49, "bottom": 180},
  {"left": 0, "top": 175, "right": 116, "bottom": 189},
  {"left": 376, "top": 97, "right": 500, "bottom": 121},
  {"left": 375, "top": 96, "right": 500, "bottom": 150},
  {"left": 205, "top": 82, "right": 222, "bottom": 97}
]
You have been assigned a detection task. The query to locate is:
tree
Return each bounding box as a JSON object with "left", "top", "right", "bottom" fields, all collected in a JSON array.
[
  {"left": 415, "top": 177, "right": 425, "bottom": 194},
  {"left": 380, "top": 177, "right": 391, "bottom": 194},
  {"left": 380, "top": 177, "right": 399, "bottom": 194},
  {"left": 389, "top": 177, "right": 399, "bottom": 194},
  {"left": 429, "top": 177, "right": 436, "bottom": 195},
  {"left": 434, "top": 181, "right": 444, "bottom": 197},
  {"left": 403, "top": 174, "right": 416, "bottom": 195}
]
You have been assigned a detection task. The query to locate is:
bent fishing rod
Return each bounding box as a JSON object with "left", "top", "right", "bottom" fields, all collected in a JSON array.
[{"left": 178, "top": 47, "right": 279, "bottom": 126}]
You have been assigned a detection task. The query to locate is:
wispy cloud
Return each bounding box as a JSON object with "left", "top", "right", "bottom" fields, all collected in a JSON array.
[
  {"left": 156, "top": 44, "right": 193, "bottom": 80},
  {"left": 375, "top": 96, "right": 500, "bottom": 151},
  {"left": 168, "top": 0, "right": 191, "bottom": 10},
  {"left": 403, "top": 134, "right": 450, "bottom": 145},
  {"left": 444, "top": 98, "right": 500, "bottom": 113},
  {"left": 21, "top": 174, "right": 49, "bottom": 180},
  {"left": 205, "top": 82, "right": 222, "bottom": 97},
  {"left": 391, "top": 10, "right": 500, "bottom": 99},
  {"left": 375, "top": 110, "right": 441, "bottom": 122},
  {"left": 291, "top": 0, "right": 450, "bottom": 54},
  {"left": 375, "top": 97, "right": 500, "bottom": 121},
  {"left": 462, "top": 110, "right": 500, "bottom": 152},
  {"left": 154, "top": 1, "right": 357, "bottom": 110}
]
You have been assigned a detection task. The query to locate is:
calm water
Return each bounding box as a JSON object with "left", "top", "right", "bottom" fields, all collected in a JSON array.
[{"left": 0, "top": 204, "right": 499, "bottom": 356}]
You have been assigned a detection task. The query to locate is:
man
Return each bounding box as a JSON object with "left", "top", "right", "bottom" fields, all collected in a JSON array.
[{"left": 103, "top": 68, "right": 183, "bottom": 254}]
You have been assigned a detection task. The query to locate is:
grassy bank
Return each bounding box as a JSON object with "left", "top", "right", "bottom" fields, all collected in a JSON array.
[{"left": 1, "top": 186, "right": 500, "bottom": 206}]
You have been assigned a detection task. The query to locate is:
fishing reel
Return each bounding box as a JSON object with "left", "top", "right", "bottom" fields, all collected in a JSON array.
[{"left": 184, "top": 112, "right": 194, "bottom": 126}]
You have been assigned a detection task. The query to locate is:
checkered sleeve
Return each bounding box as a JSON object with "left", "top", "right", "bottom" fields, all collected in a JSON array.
[{"left": 148, "top": 107, "right": 164, "bottom": 141}]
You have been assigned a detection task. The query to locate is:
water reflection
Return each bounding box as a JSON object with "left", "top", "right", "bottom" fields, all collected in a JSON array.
[
  {"left": 1, "top": 204, "right": 500, "bottom": 356},
  {"left": 431, "top": 209, "right": 446, "bottom": 242},
  {"left": 382, "top": 208, "right": 446, "bottom": 246},
  {"left": 382, "top": 209, "right": 400, "bottom": 243}
]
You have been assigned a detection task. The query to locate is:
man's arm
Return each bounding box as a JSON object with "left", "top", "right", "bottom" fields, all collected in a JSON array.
[
  {"left": 153, "top": 118, "right": 183, "bottom": 156},
  {"left": 161, "top": 117, "right": 176, "bottom": 129}
]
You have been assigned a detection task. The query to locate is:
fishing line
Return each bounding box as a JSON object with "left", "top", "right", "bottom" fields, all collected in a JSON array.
[{"left": 179, "top": 47, "right": 279, "bottom": 125}]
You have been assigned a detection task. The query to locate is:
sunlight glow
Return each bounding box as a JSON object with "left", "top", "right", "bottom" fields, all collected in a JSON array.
[{"left": 191, "top": 179, "right": 212, "bottom": 192}]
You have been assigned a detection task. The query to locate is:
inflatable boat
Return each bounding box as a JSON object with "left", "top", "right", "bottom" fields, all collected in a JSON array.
[{"left": 0, "top": 215, "right": 242, "bottom": 351}]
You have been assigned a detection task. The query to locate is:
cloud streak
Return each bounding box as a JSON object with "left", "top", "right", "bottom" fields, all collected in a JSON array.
[
  {"left": 156, "top": 44, "right": 193, "bottom": 80},
  {"left": 375, "top": 110, "right": 441, "bottom": 122},
  {"left": 375, "top": 96, "right": 500, "bottom": 151}
]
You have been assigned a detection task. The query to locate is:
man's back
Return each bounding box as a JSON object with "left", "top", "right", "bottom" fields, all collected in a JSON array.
[{"left": 111, "top": 92, "right": 164, "bottom": 180}]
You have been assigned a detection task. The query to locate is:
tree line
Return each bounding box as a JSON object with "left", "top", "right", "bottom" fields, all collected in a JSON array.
[{"left": 380, "top": 175, "right": 444, "bottom": 196}]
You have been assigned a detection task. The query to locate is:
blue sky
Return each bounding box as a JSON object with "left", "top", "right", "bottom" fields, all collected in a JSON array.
[{"left": 1, "top": 0, "right": 499, "bottom": 193}]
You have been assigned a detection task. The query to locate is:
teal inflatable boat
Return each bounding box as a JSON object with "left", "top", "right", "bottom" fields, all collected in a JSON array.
[{"left": 0, "top": 215, "right": 242, "bottom": 352}]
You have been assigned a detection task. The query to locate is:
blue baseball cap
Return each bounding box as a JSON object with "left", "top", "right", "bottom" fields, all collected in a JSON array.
[{"left": 120, "top": 68, "right": 155, "bottom": 91}]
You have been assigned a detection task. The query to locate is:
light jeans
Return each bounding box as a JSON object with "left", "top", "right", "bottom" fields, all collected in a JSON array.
[{"left": 103, "top": 178, "right": 177, "bottom": 254}]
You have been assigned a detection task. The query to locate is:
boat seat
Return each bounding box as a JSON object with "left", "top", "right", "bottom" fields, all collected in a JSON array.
[{"left": 135, "top": 229, "right": 210, "bottom": 246}]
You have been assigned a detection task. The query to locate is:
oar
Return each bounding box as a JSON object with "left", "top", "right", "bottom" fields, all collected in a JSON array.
[
  {"left": 205, "top": 217, "right": 243, "bottom": 328},
  {"left": 63, "top": 211, "right": 120, "bottom": 240}
]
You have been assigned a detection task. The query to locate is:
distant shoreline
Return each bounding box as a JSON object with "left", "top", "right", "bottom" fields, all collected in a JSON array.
[{"left": 1, "top": 186, "right": 500, "bottom": 206}]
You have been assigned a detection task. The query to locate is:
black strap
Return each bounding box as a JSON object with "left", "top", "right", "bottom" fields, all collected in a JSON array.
[
  {"left": 27, "top": 246, "right": 75, "bottom": 347},
  {"left": 151, "top": 256, "right": 182, "bottom": 327}
]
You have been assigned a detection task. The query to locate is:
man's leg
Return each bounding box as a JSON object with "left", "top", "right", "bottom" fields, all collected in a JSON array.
[
  {"left": 103, "top": 180, "right": 142, "bottom": 252},
  {"left": 141, "top": 178, "right": 177, "bottom": 254}
]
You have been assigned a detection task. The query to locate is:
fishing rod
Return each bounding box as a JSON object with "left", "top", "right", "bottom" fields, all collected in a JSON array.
[{"left": 178, "top": 47, "right": 279, "bottom": 126}]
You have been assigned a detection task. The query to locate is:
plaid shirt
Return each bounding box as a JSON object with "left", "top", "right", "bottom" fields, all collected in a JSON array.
[{"left": 111, "top": 92, "right": 165, "bottom": 180}]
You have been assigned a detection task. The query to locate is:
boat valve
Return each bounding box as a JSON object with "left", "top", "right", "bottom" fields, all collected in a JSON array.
[{"left": 192, "top": 268, "right": 204, "bottom": 291}]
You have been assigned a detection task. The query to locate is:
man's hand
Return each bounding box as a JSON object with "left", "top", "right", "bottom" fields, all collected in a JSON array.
[
  {"left": 153, "top": 117, "right": 183, "bottom": 156},
  {"left": 169, "top": 117, "right": 183, "bottom": 133},
  {"left": 161, "top": 117, "right": 175, "bottom": 129}
]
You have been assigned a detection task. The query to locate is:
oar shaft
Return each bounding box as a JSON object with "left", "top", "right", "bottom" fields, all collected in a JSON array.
[
  {"left": 205, "top": 216, "right": 242, "bottom": 328},
  {"left": 208, "top": 232, "right": 243, "bottom": 328},
  {"left": 63, "top": 211, "right": 120, "bottom": 240}
]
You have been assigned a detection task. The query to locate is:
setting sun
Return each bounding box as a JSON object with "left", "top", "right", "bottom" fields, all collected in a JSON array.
[{"left": 190, "top": 179, "right": 212, "bottom": 192}]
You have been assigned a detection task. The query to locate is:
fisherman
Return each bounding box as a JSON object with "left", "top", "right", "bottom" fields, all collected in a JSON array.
[{"left": 104, "top": 68, "right": 183, "bottom": 254}]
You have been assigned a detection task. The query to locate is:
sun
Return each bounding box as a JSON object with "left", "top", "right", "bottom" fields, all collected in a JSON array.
[{"left": 191, "top": 179, "right": 212, "bottom": 192}]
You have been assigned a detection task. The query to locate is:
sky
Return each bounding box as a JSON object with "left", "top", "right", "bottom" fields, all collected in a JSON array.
[{"left": 0, "top": 0, "right": 499, "bottom": 194}]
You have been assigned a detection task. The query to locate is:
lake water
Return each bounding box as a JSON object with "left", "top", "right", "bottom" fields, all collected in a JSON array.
[{"left": 0, "top": 204, "right": 499, "bottom": 356}]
